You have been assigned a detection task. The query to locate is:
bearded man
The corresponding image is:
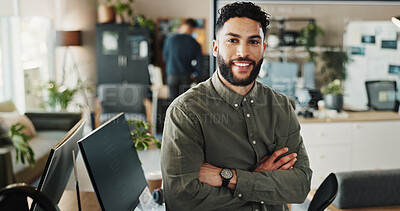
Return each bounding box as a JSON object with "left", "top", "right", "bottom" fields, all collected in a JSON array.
[{"left": 160, "top": 2, "right": 312, "bottom": 210}]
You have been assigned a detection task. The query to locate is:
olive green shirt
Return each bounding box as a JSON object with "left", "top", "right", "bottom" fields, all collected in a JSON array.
[{"left": 161, "top": 72, "right": 312, "bottom": 211}]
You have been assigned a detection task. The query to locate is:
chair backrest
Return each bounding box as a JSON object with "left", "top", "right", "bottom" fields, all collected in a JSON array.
[
  {"left": 98, "top": 84, "right": 148, "bottom": 123},
  {"left": 308, "top": 172, "right": 338, "bottom": 211},
  {"left": 148, "top": 64, "right": 163, "bottom": 87},
  {"left": 98, "top": 83, "right": 146, "bottom": 114},
  {"left": 365, "top": 80, "right": 399, "bottom": 112},
  {"left": 0, "top": 183, "right": 57, "bottom": 211}
]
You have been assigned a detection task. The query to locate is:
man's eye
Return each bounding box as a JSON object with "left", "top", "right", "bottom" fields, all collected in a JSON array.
[
  {"left": 250, "top": 40, "right": 260, "bottom": 44},
  {"left": 228, "top": 39, "right": 238, "bottom": 43}
]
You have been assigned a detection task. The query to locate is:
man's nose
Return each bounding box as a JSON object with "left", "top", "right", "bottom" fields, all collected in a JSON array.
[{"left": 236, "top": 43, "right": 250, "bottom": 57}]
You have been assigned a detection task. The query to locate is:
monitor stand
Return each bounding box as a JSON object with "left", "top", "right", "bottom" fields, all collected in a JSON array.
[{"left": 72, "top": 150, "right": 81, "bottom": 211}]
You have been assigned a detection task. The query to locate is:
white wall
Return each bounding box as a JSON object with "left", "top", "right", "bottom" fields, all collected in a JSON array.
[{"left": 0, "top": 0, "right": 15, "bottom": 16}]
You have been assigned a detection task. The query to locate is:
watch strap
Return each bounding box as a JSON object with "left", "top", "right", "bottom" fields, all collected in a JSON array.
[{"left": 221, "top": 179, "right": 230, "bottom": 187}]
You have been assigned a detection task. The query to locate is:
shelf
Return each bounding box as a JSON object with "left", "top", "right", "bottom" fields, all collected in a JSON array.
[{"left": 264, "top": 46, "right": 342, "bottom": 59}]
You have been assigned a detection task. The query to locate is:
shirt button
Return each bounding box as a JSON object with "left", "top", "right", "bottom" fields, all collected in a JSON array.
[
  {"left": 252, "top": 140, "right": 256, "bottom": 145},
  {"left": 261, "top": 201, "right": 265, "bottom": 204},
  {"left": 243, "top": 98, "right": 247, "bottom": 102},
  {"left": 234, "top": 103, "right": 238, "bottom": 107},
  {"left": 238, "top": 193, "right": 242, "bottom": 198},
  {"left": 246, "top": 113, "right": 251, "bottom": 118},
  {"left": 255, "top": 209, "right": 259, "bottom": 211},
  {"left": 250, "top": 99, "right": 254, "bottom": 104}
]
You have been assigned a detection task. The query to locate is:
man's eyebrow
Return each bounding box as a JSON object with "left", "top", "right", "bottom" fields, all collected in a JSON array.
[
  {"left": 225, "top": 32, "right": 240, "bottom": 37},
  {"left": 224, "top": 33, "right": 262, "bottom": 40},
  {"left": 249, "top": 35, "right": 262, "bottom": 39}
]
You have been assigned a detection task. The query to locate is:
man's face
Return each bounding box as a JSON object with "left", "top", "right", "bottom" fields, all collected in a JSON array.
[
  {"left": 213, "top": 17, "right": 266, "bottom": 86},
  {"left": 179, "top": 23, "right": 193, "bottom": 34}
]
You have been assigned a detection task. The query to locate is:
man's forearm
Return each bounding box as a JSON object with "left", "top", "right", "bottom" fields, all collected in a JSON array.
[{"left": 198, "top": 163, "right": 237, "bottom": 190}]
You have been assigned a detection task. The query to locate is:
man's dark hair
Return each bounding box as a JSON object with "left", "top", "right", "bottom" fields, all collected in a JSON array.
[
  {"left": 184, "top": 18, "right": 198, "bottom": 28},
  {"left": 216, "top": 2, "right": 270, "bottom": 36}
]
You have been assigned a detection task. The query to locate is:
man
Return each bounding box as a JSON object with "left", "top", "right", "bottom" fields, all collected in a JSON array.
[
  {"left": 161, "top": 2, "right": 312, "bottom": 210},
  {"left": 163, "top": 18, "right": 203, "bottom": 102}
]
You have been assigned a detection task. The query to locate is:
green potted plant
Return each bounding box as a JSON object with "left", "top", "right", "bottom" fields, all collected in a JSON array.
[
  {"left": 318, "top": 47, "right": 351, "bottom": 112},
  {"left": 128, "top": 119, "right": 161, "bottom": 151},
  {"left": 45, "top": 81, "right": 78, "bottom": 111},
  {"left": 320, "top": 79, "right": 344, "bottom": 111},
  {"left": 96, "top": 0, "right": 134, "bottom": 24},
  {"left": 298, "top": 22, "right": 324, "bottom": 61},
  {"left": 133, "top": 14, "right": 155, "bottom": 31},
  {"left": 0, "top": 123, "right": 35, "bottom": 167},
  {"left": 320, "top": 47, "right": 350, "bottom": 111},
  {"left": 320, "top": 48, "right": 350, "bottom": 83},
  {"left": 113, "top": 0, "right": 134, "bottom": 24},
  {"left": 44, "top": 80, "right": 94, "bottom": 111},
  {"left": 97, "top": 0, "right": 115, "bottom": 23}
]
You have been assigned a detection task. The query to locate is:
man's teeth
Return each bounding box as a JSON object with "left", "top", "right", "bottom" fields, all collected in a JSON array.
[{"left": 234, "top": 63, "right": 250, "bottom": 67}]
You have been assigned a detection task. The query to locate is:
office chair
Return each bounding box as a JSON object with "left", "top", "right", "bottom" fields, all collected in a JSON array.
[
  {"left": 0, "top": 183, "right": 57, "bottom": 211},
  {"left": 97, "top": 83, "right": 148, "bottom": 124},
  {"left": 365, "top": 80, "right": 399, "bottom": 112},
  {"left": 308, "top": 173, "right": 338, "bottom": 211}
]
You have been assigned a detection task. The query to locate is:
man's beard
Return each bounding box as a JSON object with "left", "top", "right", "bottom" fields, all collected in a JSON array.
[{"left": 217, "top": 54, "right": 263, "bottom": 86}]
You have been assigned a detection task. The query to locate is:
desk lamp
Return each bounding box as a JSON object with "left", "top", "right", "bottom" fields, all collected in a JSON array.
[
  {"left": 56, "top": 30, "right": 92, "bottom": 115},
  {"left": 56, "top": 30, "right": 82, "bottom": 84}
]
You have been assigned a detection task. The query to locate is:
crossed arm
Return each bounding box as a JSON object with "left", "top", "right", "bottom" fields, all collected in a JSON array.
[
  {"left": 198, "top": 147, "right": 298, "bottom": 190},
  {"left": 161, "top": 105, "right": 312, "bottom": 210}
]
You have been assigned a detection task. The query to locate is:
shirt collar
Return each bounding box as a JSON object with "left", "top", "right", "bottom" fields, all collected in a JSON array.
[{"left": 211, "top": 71, "right": 261, "bottom": 110}]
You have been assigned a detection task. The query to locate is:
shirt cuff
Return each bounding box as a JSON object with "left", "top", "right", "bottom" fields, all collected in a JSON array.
[{"left": 233, "top": 169, "right": 255, "bottom": 201}]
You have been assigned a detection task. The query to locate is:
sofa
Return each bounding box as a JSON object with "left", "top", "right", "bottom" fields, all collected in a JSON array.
[{"left": 0, "top": 101, "right": 81, "bottom": 187}]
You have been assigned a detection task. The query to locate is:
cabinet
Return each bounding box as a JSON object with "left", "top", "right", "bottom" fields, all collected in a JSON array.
[
  {"left": 96, "top": 24, "right": 151, "bottom": 85},
  {"left": 300, "top": 117, "right": 400, "bottom": 189}
]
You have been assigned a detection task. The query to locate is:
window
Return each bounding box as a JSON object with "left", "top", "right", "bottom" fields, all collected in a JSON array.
[
  {"left": 0, "top": 17, "right": 12, "bottom": 102},
  {"left": 0, "top": 16, "right": 53, "bottom": 111}
]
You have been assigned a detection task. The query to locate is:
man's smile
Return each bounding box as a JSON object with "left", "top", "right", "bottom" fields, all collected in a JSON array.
[
  {"left": 232, "top": 61, "right": 253, "bottom": 71},
  {"left": 233, "top": 61, "right": 251, "bottom": 67}
]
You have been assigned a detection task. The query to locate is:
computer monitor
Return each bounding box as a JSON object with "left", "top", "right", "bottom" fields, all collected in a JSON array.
[
  {"left": 78, "top": 113, "right": 147, "bottom": 211},
  {"left": 32, "top": 118, "right": 86, "bottom": 211}
]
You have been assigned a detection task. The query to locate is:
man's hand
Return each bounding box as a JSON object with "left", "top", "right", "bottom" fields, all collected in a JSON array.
[
  {"left": 198, "top": 163, "right": 237, "bottom": 190},
  {"left": 253, "top": 147, "right": 297, "bottom": 172}
]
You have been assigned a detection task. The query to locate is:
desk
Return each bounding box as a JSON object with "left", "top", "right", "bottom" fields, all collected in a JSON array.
[
  {"left": 58, "top": 190, "right": 100, "bottom": 211},
  {"left": 58, "top": 190, "right": 165, "bottom": 211},
  {"left": 298, "top": 111, "right": 400, "bottom": 123}
]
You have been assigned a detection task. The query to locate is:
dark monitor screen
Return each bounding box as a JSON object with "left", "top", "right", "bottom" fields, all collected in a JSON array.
[
  {"left": 78, "top": 113, "right": 147, "bottom": 211},
  {"left": 33, "top": 118, "right": 86, "bottom": 211}
]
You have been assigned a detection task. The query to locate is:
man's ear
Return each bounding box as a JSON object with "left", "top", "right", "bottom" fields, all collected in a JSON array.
[
  {"left": 212, "top": 40, "right": 218, "bottom": 57},
  {"left": 263, "top": 42, "right": 267, "bottom": 53}
]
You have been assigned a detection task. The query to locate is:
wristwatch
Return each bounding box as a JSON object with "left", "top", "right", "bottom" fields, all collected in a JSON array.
[{"left": 220, "top": 168, "right": 233, "bottom": 187}]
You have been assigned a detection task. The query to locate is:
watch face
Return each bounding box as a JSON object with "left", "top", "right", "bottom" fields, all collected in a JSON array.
[{"left": 221, "top": 169, "right": 233, "bottom": 180}]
